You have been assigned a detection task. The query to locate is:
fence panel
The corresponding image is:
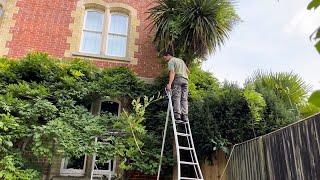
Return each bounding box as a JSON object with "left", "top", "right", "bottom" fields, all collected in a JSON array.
[{"left": 223, "top": 113, "right": 320, "bottom": 180}]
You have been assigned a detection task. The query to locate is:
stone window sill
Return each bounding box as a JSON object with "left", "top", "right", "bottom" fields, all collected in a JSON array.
[
  {"left": 72, "top": 52, "right": 131, "bottom": 63},
  {"left": 59, "top": 173, "right": 85, "bottom": 177}
]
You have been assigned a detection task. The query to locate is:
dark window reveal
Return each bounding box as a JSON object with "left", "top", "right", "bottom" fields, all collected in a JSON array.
[
  {"left": 95, "top": 156, "right": 114, "bottom": 171},
  {"left": 64, "top": 156, "right": 86, "bottom": 169},
  {"left": 100, "top": 101, "right": 119, "bottom": 116}
]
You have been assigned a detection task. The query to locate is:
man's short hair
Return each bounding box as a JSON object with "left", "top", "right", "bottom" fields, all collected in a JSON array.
[{"left": 163, "top": 51, "right": 173, "bottom": 56}]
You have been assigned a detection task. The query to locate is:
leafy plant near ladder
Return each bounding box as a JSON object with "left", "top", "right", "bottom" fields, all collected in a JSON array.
[
  {"left": 243, "top": 84, "right": 266, "bottom": 137},
  {"left": 244, "top": 70, "right": 317, "bottom": 134},
  {"left": 0, "top": 52, "right": 161, "bottom": 178},
  {"left": 0, "top": 156, "right": 40, "bottom": 180},
  {"left": 307, "top": 0, "right": 320, "bottom": 53},
  {"left": 145, "top": 64, "right": 313, "bottom": 164},
  {"left": 309, "top": 90, "right": 320, "bottom": 107},
  {"left": 303, "top": 90, "right": 320, "bottom": 117},
  {"left": 148, "top": 0, "right": 240, "bottom": 66}
]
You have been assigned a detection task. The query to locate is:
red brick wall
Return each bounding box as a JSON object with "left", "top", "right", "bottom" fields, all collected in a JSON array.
[
  {"left": 6, "top": 0, "right": 163, "bottom": 78},
  {"left": 8, "top": 0, "right": 75, "bottom": 58}
]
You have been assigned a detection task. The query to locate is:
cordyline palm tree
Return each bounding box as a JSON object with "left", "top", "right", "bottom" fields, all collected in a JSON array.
[
  {"left": 246, "top": 70, "right": 311, "bottom": 109},
  {"left": 148, "top": 0, "right": 240, "bottom": 66}
]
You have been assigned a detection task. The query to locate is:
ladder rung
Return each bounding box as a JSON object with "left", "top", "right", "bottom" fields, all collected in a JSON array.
[
  {"left": 177, "top": 132, "right": 190, "bottom": 137},
  {"left": 181, "top": 178, "right": 203, "bottom": 180},
  {"left": 175, "top": 120, "right": 188, "bottom": 124},
  {"left": 179, "top": 146, "right": 193, "bottom": 150},
  {"left": 180, "top": 161, "right": 197, "bottom": 165}
]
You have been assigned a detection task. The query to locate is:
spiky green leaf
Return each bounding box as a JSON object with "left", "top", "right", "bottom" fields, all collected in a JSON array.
[{"left": 307, "top": 0, "right": 320, "bottom": 10}]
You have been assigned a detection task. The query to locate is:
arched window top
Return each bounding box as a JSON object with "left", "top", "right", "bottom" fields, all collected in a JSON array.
[
  {"left": 84, "top": 3, "right": 106, "bottom": 12},
  {"left": 110, "top": 12, "right": 129, "bottom": 18},
  {"left": 83, "top": 1, "right": 134, "bottom": 15},
  {"left": 109, "top": 6, "right": 131, "bottom": 15}
]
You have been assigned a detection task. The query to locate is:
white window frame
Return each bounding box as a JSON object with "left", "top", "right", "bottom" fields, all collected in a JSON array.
[
  {"left": 79, "top": 9, "right": 105, "bottom": 54},
  {"left": 92, "top": 156, "right": 116, "bottom": 177},
  {"left": 60, "top": 156, "right": 87, "bottom": 176},
  {"left": 79, "top": 8, "right": 130, "bottom": 59},
  {"left": 60, "top": 102, "right": 92, "bottom": 176},
  {"left": 91, "top": 100, "right": 121, "bottom": 178},
  {"left": 59, "top": 100, "right": 120, "bottom": 177},
  {"left": 105, "top": 12, "right": 129, "bottom": 58}
]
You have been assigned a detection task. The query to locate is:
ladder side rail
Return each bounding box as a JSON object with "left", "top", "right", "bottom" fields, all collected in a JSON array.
[
  {"left": 157, "top": 105, "right": 171, "bottom": 180},
  {"left": 185, "top": 123, "right": 199, "bottom": 178},
  {"left": 108, "top": 160, "right": 112, "bottom": 180},
  {"left": 186, "top": 122, "right": 204, "bottom": 179},
  {"left": 91, "top": 137, "right": 98, "bottom": 180},
  {"left": 167, "top": 91, "right": 181, "bottom": 179},
  {"left": 90, "top": 154, "right": 96, "bottom": 180}
]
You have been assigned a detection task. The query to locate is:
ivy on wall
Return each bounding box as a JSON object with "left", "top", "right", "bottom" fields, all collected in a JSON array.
[{"left": 0, "top": 52, "right": 160, "bottom": 179}]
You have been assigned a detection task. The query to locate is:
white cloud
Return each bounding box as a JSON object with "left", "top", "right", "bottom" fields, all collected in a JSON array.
[
  {"left": 203, "top": 0, "right": 320, "bottom": 91},
  {"left": 283, "top": 8, "right": 320, "bottom": 37}
]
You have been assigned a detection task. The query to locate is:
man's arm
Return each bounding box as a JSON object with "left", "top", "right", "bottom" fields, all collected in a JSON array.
[{"left": 167, "top": 70, "right": 175, "bottom": 90}]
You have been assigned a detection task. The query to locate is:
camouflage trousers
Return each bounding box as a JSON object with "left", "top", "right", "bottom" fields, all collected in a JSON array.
[{"left": 172, "top": 76, "right": 189, "bottom": 121}]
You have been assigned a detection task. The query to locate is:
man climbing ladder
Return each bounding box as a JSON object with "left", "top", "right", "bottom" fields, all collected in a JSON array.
[
  {"left": 157, "top": 90, "right": 204, "bottom": 180},
  {"left": 158, "top": 52, "right": 204, "bottom": 180},
  {"left": 163, "top": 51, "right": 190, "bottom": 122}
]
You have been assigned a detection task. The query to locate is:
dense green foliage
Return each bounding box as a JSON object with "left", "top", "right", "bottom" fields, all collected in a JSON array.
[
  {"left": 0, "top": 156, "right": 39, "bottom": 180},
  {"left": 148, "top": 0, "right": 240, "bottom": 65},
  {"left": 1, "top": 53, "right": 318, "bottom": 178},
  {"left": 146, "top": 66, "right": 317, "bottom": 165},
  {"left": 309, "top": 90, "right": 320, "bottom": 107},
  {"left": 302, "top": 90, "right": 320, "bottom": 117},
  {"left": 147, "top": 0, "right": 320, "bottom": 174},
  {"left": 0, "top": 52, "right": 160, "bottom": 179},
  {"left": 246, "top": 71, "right": 310, "bottom": 106}
]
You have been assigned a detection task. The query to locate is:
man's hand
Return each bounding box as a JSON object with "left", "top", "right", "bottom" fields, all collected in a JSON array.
[
  {"left": 166, "top": 84, "right": 172, "bottom": 91},
  {"left": 167, "top": 70, "right": 175, "bottom": 91}
]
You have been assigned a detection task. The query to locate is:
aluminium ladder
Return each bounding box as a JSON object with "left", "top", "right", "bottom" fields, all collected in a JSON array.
[
  {"left": 90, "top": 137, "right": 114, "bottom": 180},
  {"left": 157, "top": 90, "right": 204, "bottom": 180}
]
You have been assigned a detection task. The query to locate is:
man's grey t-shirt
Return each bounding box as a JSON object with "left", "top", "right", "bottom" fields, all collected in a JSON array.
[{"left": 168, "top": 57, "right": 188, "bottom": 79}]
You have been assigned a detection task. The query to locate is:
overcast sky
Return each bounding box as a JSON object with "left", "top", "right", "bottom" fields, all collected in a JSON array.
[{"left": 202, "top": 0, "right": 320, "bottom": 91}]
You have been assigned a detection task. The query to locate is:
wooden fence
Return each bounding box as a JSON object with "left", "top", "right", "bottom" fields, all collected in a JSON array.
[{"left": 222, "top": 113, "right": 320, "bottom": 180}]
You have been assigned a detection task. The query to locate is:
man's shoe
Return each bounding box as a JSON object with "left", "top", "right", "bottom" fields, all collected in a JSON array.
[
  {"left": 174, "top": 113, "right": 181, "bottom": 120},
  {"left": 181, "top": 114, "right": 189, "bottom": 122}
]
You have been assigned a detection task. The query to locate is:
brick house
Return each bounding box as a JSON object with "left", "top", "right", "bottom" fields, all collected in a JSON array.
[{"left": 0, "top": 0, "right": 163, "bottom": 179}]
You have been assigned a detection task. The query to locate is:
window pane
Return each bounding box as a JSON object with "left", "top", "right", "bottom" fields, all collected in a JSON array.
[
  {"left": 107, "top": 35, "right": 127, "bottom": 57},
  {"left": 63, "top": 156, "right": 85, "bottom": 170},
  {"left": 95, "top": 157, "right": 114, "bottom": 171},
  {"left": 85, "top": 11, "right": 104, "bottom": 31},
  {"left": 109, "top": 14, "right": 128, "bottom": 35},
  {"left": 81, "top": 31, "right": 102, "bottom": 54},
  {"left": 100, "top": 101, "right": 119, "bottom": 116}
]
